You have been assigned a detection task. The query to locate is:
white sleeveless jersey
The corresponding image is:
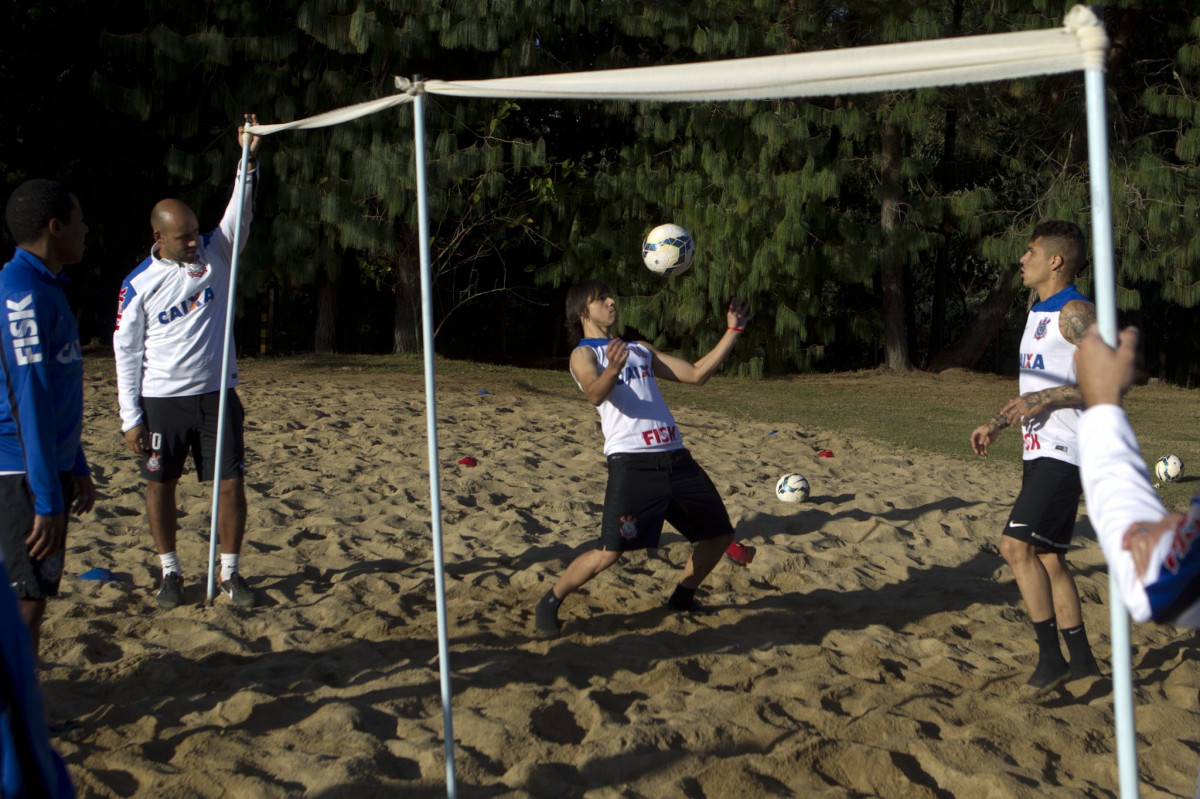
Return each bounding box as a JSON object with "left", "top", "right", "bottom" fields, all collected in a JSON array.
[
  {"left": 113, "top": 167, "right": 257, "bottom": 432},
  {"left": 572, "top": 338, "right": 683, "bottom": 456},
  {"left": 1018, "top": 285, "right": 1089, "bottom": 465}
]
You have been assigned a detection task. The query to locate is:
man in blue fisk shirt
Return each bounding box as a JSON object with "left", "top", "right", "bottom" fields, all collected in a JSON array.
[{"left": 0, "top": 179, "right": 96, "bottom": 662}]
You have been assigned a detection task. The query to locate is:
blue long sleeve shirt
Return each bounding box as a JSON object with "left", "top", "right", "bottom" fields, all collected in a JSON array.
[{"left": 0, "top": 248, "right": 88, "bottom": 515}]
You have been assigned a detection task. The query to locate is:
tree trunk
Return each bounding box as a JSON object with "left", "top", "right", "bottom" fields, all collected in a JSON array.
[
  {"left": 927, "top": 262, "right": 1022, "bottom": 372},
  {"left": 392, "top": 251, "right": 421, "bottom": 354},
  {"left": 880, "top": 121, "right": 911, "bottom": 371},
  {"left": 314, "top": 265, "right": 337, "bottom": 353},
  {"left": 928, "top": 102, "right": 958, "bottom": 364},
  {"left": 927, "top": 1, "right": 962, "bottom": 367}
]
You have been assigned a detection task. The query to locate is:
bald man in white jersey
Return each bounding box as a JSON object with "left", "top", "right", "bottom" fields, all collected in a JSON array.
[
  {"left": 114, "top": 116, "right": 262, "bottom": 610},
  {"left": 535, "top": 279, "right": 752, "bottom": 636},
  {"left": 970, "top": 220, "right": 1100, "bottom": 695}
]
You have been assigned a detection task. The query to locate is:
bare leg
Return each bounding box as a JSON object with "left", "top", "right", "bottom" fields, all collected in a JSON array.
[
  {"left": 1040, "top": 551, "right": 1083, "bottom": 628},
  {"left": 553, "top": 548, "right": 623, "bottom": 601},
  {"left": 1000, "top": 535, "right": 1054, "bottom": 621},
  {"left": 146, "top": 479, "right": 179, "bottom": 556},
  {"left": 679, "top": 533, "right": 734, "bottom": 590},
  {"left": 1000, "top": 535, "right": 1069, "bottom": 690},
  {"left": 535, "top": 549, "right": 622, "bottom": 636},
  {"left": 1041, "top": 550, "right": 1097, "bottom": 675},
  {"left": 17, "top": 598, "right": 46, "bottom": 659},
  {"left": 217, "top": 476, "right": 247, "bottom": 555}
]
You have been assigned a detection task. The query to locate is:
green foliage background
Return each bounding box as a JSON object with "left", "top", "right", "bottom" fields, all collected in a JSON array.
[{"left": 3, "top": 1, "right": 1200, "bottom": 380}]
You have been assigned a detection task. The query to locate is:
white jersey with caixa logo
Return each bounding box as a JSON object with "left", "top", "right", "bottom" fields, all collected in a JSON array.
[
  {"left": 572, "top": 338, "right": 683, "bottom": 456},
  {"left": 113, "top": 168, "right": 257, "bottom": 433},
  {"left": 1017, "top": 285, "right": 1089, "bottom": 466}
]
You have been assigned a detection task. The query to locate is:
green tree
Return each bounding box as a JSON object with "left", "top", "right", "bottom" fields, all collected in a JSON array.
[{"left": 93, "top": 0, "right": 556, "bottom": 353}]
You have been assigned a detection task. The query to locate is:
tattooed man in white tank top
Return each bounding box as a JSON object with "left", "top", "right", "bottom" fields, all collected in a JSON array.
[{"left": 970, "top": 221, "right": 1100, "bottom": 695}]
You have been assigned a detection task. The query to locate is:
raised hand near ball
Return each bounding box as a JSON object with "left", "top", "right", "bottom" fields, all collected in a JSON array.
[{"left": 726, "top": 298, "right": 753, "bottom": 332}]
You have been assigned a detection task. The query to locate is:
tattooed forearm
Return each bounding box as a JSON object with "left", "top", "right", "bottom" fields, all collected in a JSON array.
[
  {"left": 1060, "top": 300, "right": 1096, "bottom": 345},
  {"left": 1022, "top": 385, "right": 1083, "bottom": 413}
]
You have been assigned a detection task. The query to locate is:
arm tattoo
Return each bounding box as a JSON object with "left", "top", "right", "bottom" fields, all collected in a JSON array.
[
  {"left": 1027, "top": 385, "right": 1082, "bottom": 411},
  {"left": 1060, "top": 300, "right": 1096, "bottom": 345},
  {"left": 989, "top": 412, "right": 1009, "bottom": 431}
]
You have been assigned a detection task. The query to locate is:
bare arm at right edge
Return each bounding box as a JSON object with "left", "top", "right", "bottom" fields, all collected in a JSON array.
[{"left": 570, "top": 340, "right": 629, "bottom": 406}]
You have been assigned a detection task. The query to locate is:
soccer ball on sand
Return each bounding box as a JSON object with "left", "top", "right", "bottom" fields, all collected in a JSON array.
[
  {"left": 775, "top": 473, "right": 810, "bottom": 503},
  {"left": 642, "top": 223, "right": 695, "bottom": 277},
  {"left": 1155, "top": 454, "right": 1183, "bottom": 483}
]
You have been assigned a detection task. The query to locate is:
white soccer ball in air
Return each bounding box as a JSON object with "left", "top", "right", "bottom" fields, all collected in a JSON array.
[
  {"left": 642, "top": 223, "right": 695, "bottom": 277},
  {"left": 1155, "top": 454, "right": 1184, "bottom": 483},
  {"left": 775, "top": 473, "right": 810, "bottom": 503}
]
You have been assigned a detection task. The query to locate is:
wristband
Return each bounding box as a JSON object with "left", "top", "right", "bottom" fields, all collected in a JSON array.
[{"left": 728, "top": 326, "right": 744, "bottom": 332}]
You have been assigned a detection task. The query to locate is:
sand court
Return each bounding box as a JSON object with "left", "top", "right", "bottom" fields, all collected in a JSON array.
[{"left": 38, "top": 357, "right": 1200, "bottom": 797}]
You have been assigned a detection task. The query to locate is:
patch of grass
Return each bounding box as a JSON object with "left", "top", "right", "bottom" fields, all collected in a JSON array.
[{"left": 93, "top": 351, "right": 1200, "bottom": 512}]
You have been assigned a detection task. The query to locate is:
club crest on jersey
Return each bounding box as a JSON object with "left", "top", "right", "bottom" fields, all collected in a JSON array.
[
  {"left": 186, "top": 263, "right": 208, "bottom": 279},
  {"left": 157, "top": 286, "right": 215, "bottom": 325},
  {"left": 1034, "top": 316, "right": 1051, "bottom": 340},
  {"left": 619, "top": 515, "right": 638, "bottom": 540},
  {"left": 146, "top": 454, "right": 162, "bottom": 473}
]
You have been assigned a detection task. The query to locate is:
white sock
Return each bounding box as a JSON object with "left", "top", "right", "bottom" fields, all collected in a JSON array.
[
  {"left": 220, "top": 553, "right": 240, "bottom": 582},
  {"left": 159, "top": 552, "right": 180, "bottom": 577}
]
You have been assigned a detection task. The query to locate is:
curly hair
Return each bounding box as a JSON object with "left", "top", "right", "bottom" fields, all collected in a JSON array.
[{"left": 5, "top": 179, "right": 75, "bottom": 244}]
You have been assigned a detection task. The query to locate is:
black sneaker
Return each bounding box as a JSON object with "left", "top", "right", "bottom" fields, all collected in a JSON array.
[
  {"left": 219, "top": 573, "right": 257, "bottom": 608},
  {"left": 1022, "top": 658, "right": 1070, "bottom": 697},
  {"left": 157, "top": 572, "right": 184, "bottom": 610},
  {"left": 1070, "top": 656, "right": 1102, "bottom": 680}
]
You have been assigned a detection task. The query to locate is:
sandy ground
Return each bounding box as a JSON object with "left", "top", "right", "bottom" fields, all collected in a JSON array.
[{"left": 36, "top": 357, "right": 1200, "bottom": 798}]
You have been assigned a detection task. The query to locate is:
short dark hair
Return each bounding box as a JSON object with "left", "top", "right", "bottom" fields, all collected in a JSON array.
[
  {"left": 5, "top": 179, "right": 75, "bottom": 245},
  {"left": 565, "top": 279, "right": 611, "bottom": 341},
  {"left": 1031, "top": 220, "right": 1087, "bottom": 277}
]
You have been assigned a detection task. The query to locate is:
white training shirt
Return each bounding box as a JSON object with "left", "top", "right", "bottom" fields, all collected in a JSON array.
[
  {"left": 1079, "top": 404, "right": 1200, "bottom": 627},
  {"left": 114, "top": 168, "right": 257, "bottom": 432},
  {"left": 572, "top": 338, "right": 683, "bottom": 456},
  {"left": 1017, "top": 286, "right": 1089, "bottom": 465}
]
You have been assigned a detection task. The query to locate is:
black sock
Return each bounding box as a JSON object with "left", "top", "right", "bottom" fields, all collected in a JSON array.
[
  {"left": 1027, "top": 618, "right": 1069, "bottom": 689},
  {"left": 1033, "top": 617, "right": 1061, "bottom": 659},
  {"left": 535, "top": 589, "right": 562, "bottom": 635},
  {"left": 668, "top": 585, "right": 697, "bottom": 611},
  {"left": 1061, "top": 623, "right": 1099, "bottom": 675},
  {"left": 538, "top": 589, "right": 560, "bottom": 615}
]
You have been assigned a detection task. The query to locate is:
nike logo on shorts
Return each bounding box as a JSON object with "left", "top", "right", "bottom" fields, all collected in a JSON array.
[{"left": 1008, "top": 522, "right": 1029, "bottom": 528}]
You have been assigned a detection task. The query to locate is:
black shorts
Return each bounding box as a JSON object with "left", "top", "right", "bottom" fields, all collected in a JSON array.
[
  {"left": 0, "top": 472, "right": 74, "bottom": 599},
  {"left": 600, "top": 448, "right": 734, "bottom": 551},
  {"left": 1003, "top": 458, "right": 1083, "bottom": 553},
  {"left": 141, "top": 389, "right": 245, "bottom": 482}
]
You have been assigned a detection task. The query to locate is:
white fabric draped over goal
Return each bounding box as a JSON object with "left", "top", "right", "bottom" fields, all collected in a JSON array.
[
  {"left": 226, "top": 5, "right": 1138, "bottom": 798},
  {"left": 249, "top": 3, "right": 1105, "bottom": 135}
]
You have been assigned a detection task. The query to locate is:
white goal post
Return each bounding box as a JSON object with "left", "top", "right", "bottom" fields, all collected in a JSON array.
[{"left": 209, "top": 6, "right": 1135, "bottom": 798}]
